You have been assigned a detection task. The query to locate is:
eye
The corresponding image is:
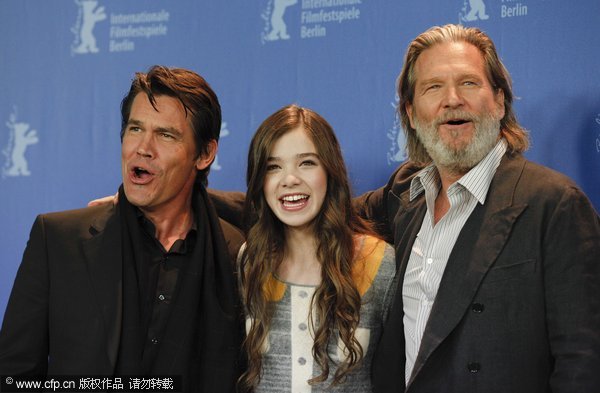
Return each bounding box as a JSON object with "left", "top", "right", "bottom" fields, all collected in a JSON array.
[
  {"left": 300, "top": 159, "right": 317, "bottom": 167},
  {"left": 266, "top": 164, "right": 280, "bottom": 171},
  {"left": 127, "top": 126, "right": 142, "bottom": 133},
  {"left": 159, "top": 132, "right": 175, "bottom": 140},
  {"left": 424, "top": 84, "right": 441, "bottom": 93}
]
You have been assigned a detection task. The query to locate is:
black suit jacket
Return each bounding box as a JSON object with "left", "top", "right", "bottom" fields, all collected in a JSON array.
[
  {"left": 0, "top": 202, "right": 244, "bottom": 390},
  {"left": 358, "top": 154, "right": 600, "bottom": 392}
]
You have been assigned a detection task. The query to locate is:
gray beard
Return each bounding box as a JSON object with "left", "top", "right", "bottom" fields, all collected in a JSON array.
[{"left": 414, "top": 110, "right": 501, "bottom": 175}]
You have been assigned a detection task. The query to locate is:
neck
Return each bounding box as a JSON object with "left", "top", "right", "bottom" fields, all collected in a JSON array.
[
  {"left": 278, "top": 226, "right": 321, "bottom": 285},
  {"left": 141, "top": 204, "right": 194, "bottom": 251},
  {"left": 433, "top": 165, "right": 466, "bottom": 225},
  {"left": 437, "top": 165, "right": 465, "bottom": 193}
]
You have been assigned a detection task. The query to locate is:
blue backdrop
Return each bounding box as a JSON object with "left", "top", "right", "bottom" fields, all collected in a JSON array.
[{"left": 1, "top": 0, "right": 599, "bottom": 321}]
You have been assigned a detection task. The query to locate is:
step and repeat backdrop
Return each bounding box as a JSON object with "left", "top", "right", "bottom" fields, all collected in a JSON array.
[{"left": 1, "top": 0, "right": 599, "bottom": 320}]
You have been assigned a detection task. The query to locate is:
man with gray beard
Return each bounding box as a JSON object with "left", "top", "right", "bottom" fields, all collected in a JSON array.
[{"left": 358, "top": 24, "right": 600, "bottom": 392}]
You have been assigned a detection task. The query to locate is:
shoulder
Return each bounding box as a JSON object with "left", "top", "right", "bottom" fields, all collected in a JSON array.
[
  {"left": 352, "top": 235, "right": 396, "bottom": 296},
  {"left": 499, "top": 155, "right": 595, "bottom": 209},
  {"left": 218, "top": 218, "right": 245, "bottom": 263},
  {"left": 355, "top": 235, "right": 395, "bottom": 263},
  {"left": 389, "top": 160, "right": 425, "bottom": 195},
  {"left": 34, "top": 203, "right": 116, "bottom": 237},
  {"left": 520, "top": 158, "right": 579, "bottom": 191},
  {"left": 500, "top": 154, "right": 577, "bottom": 192},
  {"left": 208, "top": 188, "right": 245, "bottom": 229}
]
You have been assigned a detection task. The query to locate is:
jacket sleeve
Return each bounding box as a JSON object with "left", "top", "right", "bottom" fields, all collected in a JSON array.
[
  {"left": 543, "top": 186, "right": 600, "bottom": 391},
  {"left": 0, "top": 215, "right": 50, "bottom": 375},
  {"left": 354, "top": 160, "right": 423, "bottom": 244},
  {"left": 208, "top": 188, "right": 246, "bottom": 230}
]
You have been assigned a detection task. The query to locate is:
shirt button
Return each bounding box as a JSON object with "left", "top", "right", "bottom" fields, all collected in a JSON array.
[
  {"left": 298, "top": 290, "right": 308, "bottom": 298},
  {"left": 158, "top": 294, "right": 165, "bottom": 301},
  {"left": 467, "top": 362, "right": 480, "bottom": 373},
  {"left": 471, "top": 303, "right": 485, "bottom": 313},
  {"left": 298, "top": 357, "right": 306, "bottom": 365},
  {"left": 151, "top": 337, "right": 159, "bottom": 345},
  {"left": 426, "top": 258, "right": 433, "bottom": 265},
  {"left": 298, "top": 323, "right": 307, "bottom": 331}
]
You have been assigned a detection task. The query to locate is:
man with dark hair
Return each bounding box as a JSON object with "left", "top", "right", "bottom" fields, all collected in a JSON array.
[
  {"left": 0, "top": 65, "right": 244, "bottom": 392},
  {"left": 359, "top": 24, "right": 600, "bottom": 392}
]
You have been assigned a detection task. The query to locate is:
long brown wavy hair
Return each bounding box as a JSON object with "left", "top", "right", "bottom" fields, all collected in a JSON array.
[
  {"left": 239, "top": 104, "right": 374, "bottom": 392},
  {"left": 397, "top": 24, "right": 529, "bottom": 164}
]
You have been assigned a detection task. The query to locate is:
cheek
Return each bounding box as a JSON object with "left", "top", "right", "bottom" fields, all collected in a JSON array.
[
  {"left": 121, "top": 140, "right": 134, "bottom": 158},
  {"left": 263, "top": 177, "right": 277, "bottom": 203},
  {"left": 314, "top": 172, "right": 328, "bottom": 198}
]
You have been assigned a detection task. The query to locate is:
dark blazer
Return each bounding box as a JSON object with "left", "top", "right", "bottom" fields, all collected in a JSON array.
[
  {"left": 0, "top": 202, "right": 244, "bottom": 389},
  {"left": 359, "top": 154, "right": 600, "bottom": 392}
]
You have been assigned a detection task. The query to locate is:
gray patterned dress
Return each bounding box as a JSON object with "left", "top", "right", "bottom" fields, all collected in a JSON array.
[{"left": 243, "top": 235, "right": 397, "bottom": 393}]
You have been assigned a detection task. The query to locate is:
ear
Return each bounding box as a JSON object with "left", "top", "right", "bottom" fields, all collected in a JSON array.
[
  {"left": 195, "top": 139, "right": 218, "bottom": 171},
  {"left": 405, "top": 102, "right": 416, "bottom": 129},
  {"left": 495, "top": 88, "right": 505, "bottom": 118}
]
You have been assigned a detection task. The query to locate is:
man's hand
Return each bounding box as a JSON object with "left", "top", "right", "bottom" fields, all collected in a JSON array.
[{"left": 87, "top": 193, "right": 118, "bottom": 207}]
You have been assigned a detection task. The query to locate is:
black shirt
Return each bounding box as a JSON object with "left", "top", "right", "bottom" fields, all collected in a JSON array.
[{"left": 137, "top": 214, "right": 196, "bottom": 373}]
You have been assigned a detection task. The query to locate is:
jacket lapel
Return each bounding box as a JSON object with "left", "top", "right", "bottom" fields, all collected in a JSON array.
[
  {"left": 82, "top": 204, "right": 123, "bottom": 371},
  {"left": 377, "top": 185, "right": 427, "bottom": 390},
  {"left": 408, "top": 155, "right": 529, "bottom": 384}
]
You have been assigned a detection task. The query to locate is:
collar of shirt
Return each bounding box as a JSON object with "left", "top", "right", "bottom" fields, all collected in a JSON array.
[
  {"left": 409, "top": 138, "right": 508, "bottom": 205},
  {"left": 136, "top": 209, "right": 197, "bottom": 254}
]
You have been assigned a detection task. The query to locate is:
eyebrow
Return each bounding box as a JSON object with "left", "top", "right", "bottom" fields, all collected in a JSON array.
[
  {"left": 419, "top": 73, "right": 484, "bottom": 86},
  {"left": 267, "top": 152, "right": 320, "bottom": 161},
  {"left": 127, "top": 118, "right": 182, "bottom": 137},
  {"left": 126, "top": 119, "right": 144, "bottom": 128}
]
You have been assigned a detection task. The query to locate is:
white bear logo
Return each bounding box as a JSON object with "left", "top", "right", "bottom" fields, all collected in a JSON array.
[
  {"left": 462, "top": 0, "right": 489, "bottom": 22},
  {"left": 596, "top": 113, "right": 600, "bottom": 153},
  {"left": 263, "top": 0, "right": 298, "bottom": 42},
  {"left": 387, "top": 101, "right": 408, "bottom": 165},
  {"left": 72, "top": 0, "right": 107, "bottom": 54},
  {"left": 2, "top": 114, "right": 39, "bottom": 177}
]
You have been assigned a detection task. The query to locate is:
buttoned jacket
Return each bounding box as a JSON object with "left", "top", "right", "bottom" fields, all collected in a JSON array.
[{"left": 359, "top": 154, "right": 600, "bottom": 393}]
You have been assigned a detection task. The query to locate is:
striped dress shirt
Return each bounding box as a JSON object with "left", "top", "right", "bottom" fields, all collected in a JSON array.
[{"left": 402, "top": 139, "right": 507, "bottom": 384}]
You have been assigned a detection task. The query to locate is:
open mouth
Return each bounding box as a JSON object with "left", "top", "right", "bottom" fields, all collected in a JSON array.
[
  {"left": 133, "top": 167, "right": 150, "bottom": 178},
  {"left": 129, "top": 165, "right": 154, "bottom": 184},
  {"left": 445, "top": 119, "right": 469, "bottom": 126},
  {"left": 280, "top": 194, "right": 309, "bottom": 209}
]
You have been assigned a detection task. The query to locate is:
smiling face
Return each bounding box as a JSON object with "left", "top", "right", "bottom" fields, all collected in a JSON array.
[
  {"left": 121, "top": 93, "right": 215, "bottom": 216},
  {"left": 406, "top": 41, "right": 505, "bottom": 173},
  {"left": 262, "top": 127, "right": 327, "bottom": 232}
]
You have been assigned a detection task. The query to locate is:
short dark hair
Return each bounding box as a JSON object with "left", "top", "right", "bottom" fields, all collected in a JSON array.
[{"left": 120, "top": 65, "right": 221, "bottom": 185}]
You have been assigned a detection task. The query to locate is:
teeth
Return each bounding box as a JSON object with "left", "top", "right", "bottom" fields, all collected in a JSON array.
[{"left": 282, "top": 195, "right": 308, "bottom": 202}]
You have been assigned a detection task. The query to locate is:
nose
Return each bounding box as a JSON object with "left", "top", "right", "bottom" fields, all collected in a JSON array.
[
  {"left": 442, "top": 85, "right": 464, "bottom": 109},
  {"left": 136, "top": 132, "right": 154, "bottom": 158},
  {"left": 280, "top": 169, "right": 301, "bottom": 188}
]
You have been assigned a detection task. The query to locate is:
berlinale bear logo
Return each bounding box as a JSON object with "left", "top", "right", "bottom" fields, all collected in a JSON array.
[
  {"left": 262, "top": 0, "right": 298, "bottom": 43},
  {"left": 595, "top": 114, "right": 600, "bottom": 153},
  {"left": 461, "top": 0, "right": 489, "bottom": 22},
  {"left": 71, "top": 0, "right": 107, "bottom": 55},
  {"left": 2, "top": 111, "right": 39, "bottom": 178}
]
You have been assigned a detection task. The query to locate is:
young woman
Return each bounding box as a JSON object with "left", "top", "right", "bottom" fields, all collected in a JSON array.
[{"left": 239, "top": 104, "right": 396, "bottom": 392}]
